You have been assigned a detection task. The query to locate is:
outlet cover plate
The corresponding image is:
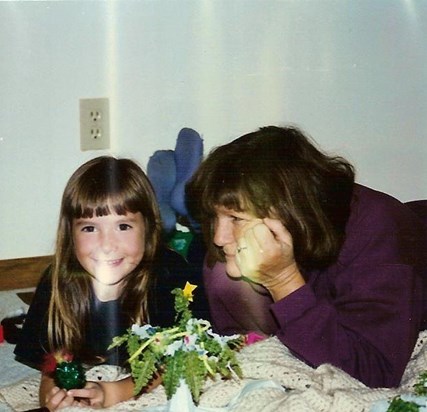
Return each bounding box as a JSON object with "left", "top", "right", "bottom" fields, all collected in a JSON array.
[{"left": 79, "top": 97, "right": 110, "bottom": 151}]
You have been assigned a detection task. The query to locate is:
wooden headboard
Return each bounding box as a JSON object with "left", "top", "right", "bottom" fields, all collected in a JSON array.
[{"left": 0, "top": 255, "right": 52, "bottom": 290}]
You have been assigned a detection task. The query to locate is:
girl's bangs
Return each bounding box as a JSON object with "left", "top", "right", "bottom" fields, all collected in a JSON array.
[{"left": 70, "top": 191, "right": 139, "bottom": 219}]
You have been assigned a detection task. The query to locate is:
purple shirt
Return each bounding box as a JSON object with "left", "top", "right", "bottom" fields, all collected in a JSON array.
[{"left": 203, "top": 185, "right": 427, "bottom": 388}]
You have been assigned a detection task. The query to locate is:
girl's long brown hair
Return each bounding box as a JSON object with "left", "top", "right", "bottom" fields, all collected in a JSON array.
[
  {"left": 186, "top": 126, "right": 355, "bottom": 270},
  {"left": 48, "top": 156, "right": 162, "bottom": 357}
]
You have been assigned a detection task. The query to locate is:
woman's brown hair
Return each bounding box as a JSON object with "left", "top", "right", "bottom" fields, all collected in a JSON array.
[
  {"left": 48, "top": 156, "right": 162, "bottom": 357},
  {"left": 186, "top": 126, "right": 355, "bottom": 270}
]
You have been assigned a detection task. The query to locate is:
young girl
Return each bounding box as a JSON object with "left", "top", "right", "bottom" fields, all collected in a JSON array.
[{"left": 14, "top": 156, "right": 208, "bottom": 410}]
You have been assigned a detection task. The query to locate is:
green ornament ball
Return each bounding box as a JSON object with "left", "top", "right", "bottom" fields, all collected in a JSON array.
[{"left": 55, "top": 361, "right": 86, "bottom": 390}]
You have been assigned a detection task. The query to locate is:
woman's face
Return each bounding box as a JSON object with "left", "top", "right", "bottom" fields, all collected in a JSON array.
[
  {"left": 72, "top": 211, "right": 145, "bottom": 301},
  {"left": 213, "top": 205, "right": 262, "bottom": 278}
]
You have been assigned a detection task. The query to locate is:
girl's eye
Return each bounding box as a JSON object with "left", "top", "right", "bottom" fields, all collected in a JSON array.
[
  {"left": 81, "top": 226, "right": 95, "bottom": 233},
  {"left": 119, "top": 223, "right": 132, "bottom": 231}
]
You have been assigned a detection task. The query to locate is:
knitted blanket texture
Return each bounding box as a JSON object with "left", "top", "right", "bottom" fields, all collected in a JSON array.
[{"left": 2, "top": 333, "right": 427, "bottom": 412}]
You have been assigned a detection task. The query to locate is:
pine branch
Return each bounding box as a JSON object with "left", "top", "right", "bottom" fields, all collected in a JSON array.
[
  {"left": 111, "top": 282, "right": 246, "bottom": 404},
  {"left": 131, "top": 352, "right": 157, "bottom": 395},
  {"left": 163, "top": 351, "right": 185, "bottom": 399},
  {"left": 183, "top": 351, "right": 207, "bottom": 404}
]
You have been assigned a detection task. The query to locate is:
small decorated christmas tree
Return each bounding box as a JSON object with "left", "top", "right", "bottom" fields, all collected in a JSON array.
[{"left": 109, "top": 282, "right": 245, "bottom": 404}]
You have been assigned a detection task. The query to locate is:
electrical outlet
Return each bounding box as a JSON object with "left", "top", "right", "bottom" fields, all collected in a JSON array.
[{"left": 79, "top": 98, "right": 110, "bottom": 151}]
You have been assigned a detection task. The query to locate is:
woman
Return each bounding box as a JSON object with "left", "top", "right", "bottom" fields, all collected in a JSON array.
[{"left": 186, "top": 125, "right": 427, "bottom": 388}]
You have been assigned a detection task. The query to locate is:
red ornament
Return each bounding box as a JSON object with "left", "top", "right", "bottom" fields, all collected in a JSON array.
[{"left": 42, "top": 352, "right": 58, "bottom": 374}]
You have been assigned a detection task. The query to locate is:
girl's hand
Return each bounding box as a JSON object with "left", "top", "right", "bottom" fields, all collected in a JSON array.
[
  {"left": 44, "top": 386, "right": 79, "bottom": 411},
  {"left": 68, "top": 381, "right": 105, "bottom": 408},
  {"left": 70, "top": 378, "right": 135, "bottom": 408},
  {"left": 235, "top": 217, "right": 305, "bottom": 300}
]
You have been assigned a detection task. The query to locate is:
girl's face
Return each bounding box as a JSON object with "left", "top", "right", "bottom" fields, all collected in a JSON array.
[
  {"left": 213, "top": 205, "right": 262, "bottom": 278},
  {"left": 72, "top": 211, "right": 145, "bottom": 301}
]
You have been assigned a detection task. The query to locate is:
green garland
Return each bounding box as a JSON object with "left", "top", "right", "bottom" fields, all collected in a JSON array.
[
  {"left": 109, "top": 282, "right": 245, "bottom": 404},
  {"left": 412, "top": 372, "right": 427, "bottom": 397},
  {"left": 373, "top": 372, "right": 427, "bottom": 411}
]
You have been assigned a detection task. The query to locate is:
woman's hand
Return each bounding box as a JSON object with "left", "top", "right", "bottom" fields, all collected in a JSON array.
[{"left": 235, "top": 217, "right": 305, "bottom": 300}]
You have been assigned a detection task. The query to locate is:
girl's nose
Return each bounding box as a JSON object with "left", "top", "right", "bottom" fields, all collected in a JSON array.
[
  {"left": 100, "top": 231, "right": 116, "bottom": 253},
  {"left": 213, "top": 219, "right": 234, "bottom": 247}
]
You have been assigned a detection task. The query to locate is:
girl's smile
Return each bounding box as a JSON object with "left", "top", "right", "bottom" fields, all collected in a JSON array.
[{"left": 72, "top": 211, "right": 145, "bottom": 301}]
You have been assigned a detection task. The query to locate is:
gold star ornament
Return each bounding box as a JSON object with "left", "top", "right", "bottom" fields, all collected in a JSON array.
[{"left": 182, "top": 282, "right": 197, "bottom": 302}]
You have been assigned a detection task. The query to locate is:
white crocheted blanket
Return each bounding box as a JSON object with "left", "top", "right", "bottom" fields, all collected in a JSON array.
[{"left": 1, "top": 332, "right": 427, "bottom": 412}]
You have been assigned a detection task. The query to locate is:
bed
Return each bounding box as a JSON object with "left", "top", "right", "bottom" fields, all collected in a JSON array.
[
  {"left": 2, "top": 220, "right": 427, "bottom": 412},
  {"left": 1, "top": 284, "right": 427, "bottom": 412}
]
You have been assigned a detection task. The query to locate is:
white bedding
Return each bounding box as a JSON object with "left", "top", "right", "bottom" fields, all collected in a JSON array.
[
  {"left": 0, "top": 290, "right": 36, "bottom": 412},
  {"left": 0, "top": 290, "right": 36, "bottom": 388},
  {"left": 1, "top": 289, "right": 426, "bottom": 412}
]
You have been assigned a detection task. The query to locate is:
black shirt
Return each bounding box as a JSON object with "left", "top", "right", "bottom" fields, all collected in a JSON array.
[{"left": 14, "top": 245, "right": 210, "bottom": 369}]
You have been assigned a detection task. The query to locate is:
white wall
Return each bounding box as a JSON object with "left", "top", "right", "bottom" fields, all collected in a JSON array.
[{"left": 1, "top": 0, "right": 426, "bottom": 260}]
